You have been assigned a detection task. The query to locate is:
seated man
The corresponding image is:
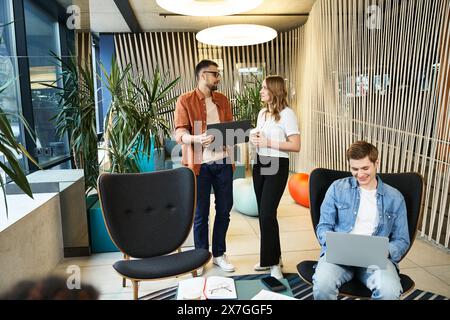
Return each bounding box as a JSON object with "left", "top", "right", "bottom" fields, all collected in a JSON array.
[{"left": 313, "top": 141, "right": 410, "bottom": 300}]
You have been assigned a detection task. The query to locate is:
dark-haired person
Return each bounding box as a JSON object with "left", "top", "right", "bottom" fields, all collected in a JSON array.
[
  {"left": 312, "top": 141, "right": 410, "bottom": 300},
  {"left": 250, "top": 75, "right": 300, "bottom": 279},
  {"left": 175, "top": 60, "right": 235, "bottom": 274},
  {"left": 1, "top": 276, "right": 99, "bottom": 300}
]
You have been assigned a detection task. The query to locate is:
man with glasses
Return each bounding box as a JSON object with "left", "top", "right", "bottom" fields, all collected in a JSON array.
[{"left": 175, "top": 60, "right": 235, "bottom": 274}]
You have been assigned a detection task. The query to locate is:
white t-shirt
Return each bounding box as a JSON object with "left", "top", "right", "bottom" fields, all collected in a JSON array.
[
  {"left": 350, "top": 188, "right": 379, "bottom": 235},
  {"left": 255, "top": 107, "right": 300, "bottom": 158},
  {"left": 202, "top": 97, "right": 228, "bottom": 163}
]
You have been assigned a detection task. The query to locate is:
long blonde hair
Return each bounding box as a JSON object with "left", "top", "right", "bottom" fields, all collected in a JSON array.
[{"left": 263, "top": 75, "right": 288, "bottom": 122}]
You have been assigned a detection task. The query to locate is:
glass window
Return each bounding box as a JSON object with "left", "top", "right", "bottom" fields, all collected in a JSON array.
[
  {"left": 47, "top": 159, "right": 71, "bottom": 170},
  {"left": 234, "top": 62, "right": 265, "bottom": 93},
  {"left": 0, "top": 0, "right": 27, "bottom": 182},
  {"left": 24, "top": 0, "right": 70, "bottom": 166}
]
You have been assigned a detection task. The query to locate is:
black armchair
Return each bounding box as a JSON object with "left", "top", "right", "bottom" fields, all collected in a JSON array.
[
  {"left": 98, "top": 167, "right": 211, "bottom": 300},
  {"left": 296, "top": 168, "right": 424, "bottom": 298}
]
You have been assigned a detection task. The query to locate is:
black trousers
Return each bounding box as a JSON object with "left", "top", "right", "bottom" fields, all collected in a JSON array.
[{"left": 252, "top": 155, "right": 289, "bottom": 267}]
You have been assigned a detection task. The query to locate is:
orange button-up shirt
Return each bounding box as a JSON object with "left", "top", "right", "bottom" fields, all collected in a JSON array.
[{"left": 175, "top": 88, "right": 234, "bottom": 175}]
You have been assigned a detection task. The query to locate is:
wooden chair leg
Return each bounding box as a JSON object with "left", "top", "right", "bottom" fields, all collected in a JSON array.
[
  {"left": 132, "top": 280, "right": 139, "bottom": 300},
  {"left": 122, "top": 254, "right": 129, "bottom": 287}
]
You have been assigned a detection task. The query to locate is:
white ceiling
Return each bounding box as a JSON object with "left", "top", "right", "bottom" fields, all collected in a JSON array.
[
  {"left": 73, "top": 0, "right": 316, "bottom": 33},
  {"left": 89, "top": 0, "right": 130, "bottom": 32}
]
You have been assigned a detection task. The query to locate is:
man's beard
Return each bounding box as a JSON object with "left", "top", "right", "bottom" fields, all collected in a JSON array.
[{"left": 208, "top": 83, "right": 218, "bottom": 91}]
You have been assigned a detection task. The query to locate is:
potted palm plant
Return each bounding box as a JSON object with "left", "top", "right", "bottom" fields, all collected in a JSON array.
[
  {"left": 101, "top": 57, "right": 180, "bottom": 174},
  {"left": 88, "top": 57, "right": 180, "bottom": 253},
  {"left": 45, "top": 52, "right": 98, "bottom": 193}
]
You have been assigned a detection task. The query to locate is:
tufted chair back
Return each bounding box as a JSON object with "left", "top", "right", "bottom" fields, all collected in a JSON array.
[
  {"left": 309, "top": 168, "right": 424, "bottom": 260},
  {"left": 98, "top": 167, "right": 196, "bottom": 258}
]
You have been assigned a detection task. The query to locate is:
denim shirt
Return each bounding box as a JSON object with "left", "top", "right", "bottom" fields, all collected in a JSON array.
[{"left": 316, "top": 176, "right": 410, "bottom": 264}]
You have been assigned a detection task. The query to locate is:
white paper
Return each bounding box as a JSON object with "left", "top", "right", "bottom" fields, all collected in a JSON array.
[
  {"left": 176, "top": 277, "right": 206, "bottom": 300},
  {"left": 251, "top": 289, "right": 298, "bottom": 300}
]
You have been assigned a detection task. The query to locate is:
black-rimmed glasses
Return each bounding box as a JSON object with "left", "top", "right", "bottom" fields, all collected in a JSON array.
[{"left": 203, "top": 71, "right": 222, "bottom": 78}]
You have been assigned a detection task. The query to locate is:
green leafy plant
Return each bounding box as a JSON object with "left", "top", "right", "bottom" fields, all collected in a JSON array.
[
  {"left": 0, "top": 80, "right": 39, "bottom": 217},
  {"left": 44, "top": 52, "right": 99, "bottom": 193},
  {"left": 101, "top": 57, "right": 180, "bottom": 174},
  {"left": 234, "top": 77, "right": 263, "bottom": 127},
  {"left": 233, "top": 76, "right": 264, "bottom": 173}
]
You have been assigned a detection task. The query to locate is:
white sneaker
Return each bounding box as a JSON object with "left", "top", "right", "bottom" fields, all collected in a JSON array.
[
  {"left": 213, "top": 254, "right": 235, "bottom": 272},
  {"left": 254, "top": 258, "right": 283, "bottom": 271},
  {"left": 270, "top": 265, "right": 283, "bottom": 280}
]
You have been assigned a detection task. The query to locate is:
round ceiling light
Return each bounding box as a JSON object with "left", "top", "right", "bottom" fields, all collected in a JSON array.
[
  {"left": 196, "top": 24, "right": 277, "bottom": 47},
  {"left": 156, "top": 0, "right": 263, "bottom": 17}
]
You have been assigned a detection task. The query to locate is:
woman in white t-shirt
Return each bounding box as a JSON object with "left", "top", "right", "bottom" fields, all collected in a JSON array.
[{"left": 249, "top": 75, "right": 300, "bottom": 279}]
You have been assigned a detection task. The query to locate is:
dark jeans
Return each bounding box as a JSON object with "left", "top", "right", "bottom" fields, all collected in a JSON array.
[
  {"left": 253, "top": 155, "right": 289, "bottom": 267},
  {"left": 194, "top": 159, "right": 233, "bottom": 257}
]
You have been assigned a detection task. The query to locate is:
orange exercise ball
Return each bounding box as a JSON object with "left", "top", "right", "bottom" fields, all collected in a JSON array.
[{"left": 288, "top": 173, "right": 310, "bottom": 208}]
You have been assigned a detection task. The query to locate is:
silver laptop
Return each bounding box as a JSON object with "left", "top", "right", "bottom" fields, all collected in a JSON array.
[{"left": 326, "top": 232, "right": 389, "bottom": 269}]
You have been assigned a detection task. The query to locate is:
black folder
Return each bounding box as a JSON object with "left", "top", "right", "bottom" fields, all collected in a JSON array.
[{"left": 206, "top": 120, "right": 252, "bottom": 147}]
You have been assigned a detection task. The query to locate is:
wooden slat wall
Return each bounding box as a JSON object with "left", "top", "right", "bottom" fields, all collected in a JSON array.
[
  {"left": 75, "top": 31, "right": 91, "bottom": 68},
  {"left": 114, "top": 31, "right": 301, "bottom": 170},
  {"left": 297, "top": 0, "right": 450, "bottom": 248}
]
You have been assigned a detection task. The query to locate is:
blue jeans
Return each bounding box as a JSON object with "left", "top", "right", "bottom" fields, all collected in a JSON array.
[
  {"left": 194, "top": 160, "right": 233, "bottom": 257},
  {"left": 312, "top": 254, "right": 403, "bottom": 300}
]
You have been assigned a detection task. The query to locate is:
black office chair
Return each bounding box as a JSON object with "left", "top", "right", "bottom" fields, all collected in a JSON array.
[
  {"left": 296, "top": 168, "right": 424, "bottom": 298},
  {"left": 98, "top": 167, "right": 211, "bottom": 300}
]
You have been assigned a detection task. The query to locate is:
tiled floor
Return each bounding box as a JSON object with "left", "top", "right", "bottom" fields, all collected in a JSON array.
[{"left": 53, "top": 187, "right": 450, "bottom": 300}]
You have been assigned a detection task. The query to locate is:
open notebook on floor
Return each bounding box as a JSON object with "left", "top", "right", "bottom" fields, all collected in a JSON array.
[{"left": 177, "top": 276, "right": 237, "bottom": 300}]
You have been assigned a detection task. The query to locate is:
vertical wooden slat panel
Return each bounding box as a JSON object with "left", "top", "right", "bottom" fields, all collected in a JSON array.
[
  {"left": 180, "top": 32, "right": 189, "bottom": 90},
  {"left": 292, "top": 0, "right": 450, "bottom": 249},
  {"left": 139, "top": 33, "right": 149, "bottom": 79},
  {"left": 124, "top": 33, "right": 135, "bottom": 74},
  {"left": 116, "top": 34, "right": 125, "bottom": 70},
  {"left": 192, "top": 33, "right": 199, "bottom": 66},
  {"left": 160, "top": 33, "right": 168, "bottom": 76},
  {"left": 133, "top": 34, "right": 143, "bottom": 75},
  {"left": 143, "top": 33, "right": 153, "bottom": 73},
  {"left": 187, "top": 33, "right": 195, "bottom": 86}
]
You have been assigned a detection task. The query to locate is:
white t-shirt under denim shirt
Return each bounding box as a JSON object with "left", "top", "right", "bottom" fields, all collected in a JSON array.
[
  {"left": 350, "top": 188, "right": 379, "bottom": 235},
  {"left": 255, "top": 107, "right": 300, "bottom": 158}
]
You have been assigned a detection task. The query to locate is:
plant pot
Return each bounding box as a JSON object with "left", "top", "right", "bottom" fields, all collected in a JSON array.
[
  {"left": 135, "top": 136, "right": 167, "bottom": 172},
  {"left": 87, "top": 198, "right": 120, "bottom": 253}
]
